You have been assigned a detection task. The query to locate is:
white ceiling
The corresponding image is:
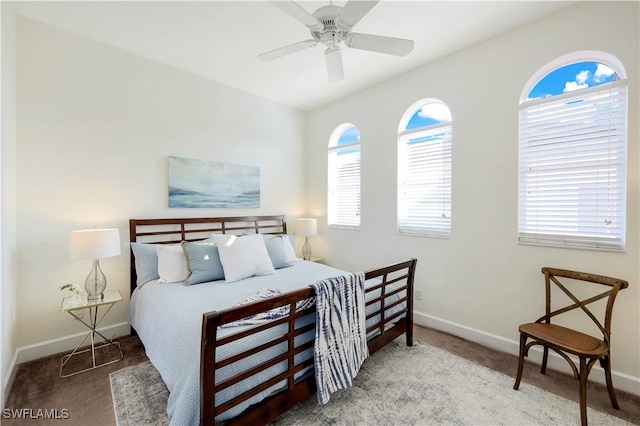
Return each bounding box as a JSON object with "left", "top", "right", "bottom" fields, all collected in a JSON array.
[{"left": 12, "top": 1, "right": 573, "bottom": 111}]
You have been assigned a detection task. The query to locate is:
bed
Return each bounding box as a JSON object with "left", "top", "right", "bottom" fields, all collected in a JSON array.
[{"left": 128, "top": 215, "right": 416, "bottom": 425}]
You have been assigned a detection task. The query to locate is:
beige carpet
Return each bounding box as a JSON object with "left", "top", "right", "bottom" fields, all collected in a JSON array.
[
  {"left": 110, "top": 338, "right": 633, "bottom": 425},
  {"left": 5, "top": 326, "right": 639, "bottom": 425}
]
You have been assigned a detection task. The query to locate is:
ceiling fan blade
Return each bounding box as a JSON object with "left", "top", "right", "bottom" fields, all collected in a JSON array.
[
  {"left": 325, "top": 47, "right": 344, "bottom": 83},
  {"left": 337, "top": 0, "right": 379, "bottom": 28},
  {"left": 345, "top": 33, "right": 414, "bottom": 56},
  {"left": 272, "top": 1, "right": 322, "bottom": 30},
  {"left": 258, "top": 39, "right": 317, "bottom": 61}
]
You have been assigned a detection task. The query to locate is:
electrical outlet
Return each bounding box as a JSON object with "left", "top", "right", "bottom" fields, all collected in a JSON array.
[
  {"left": 415, "top": 289, "right": 422, "bottom": 300},
  {"left": 74, "top": 310, "right": 84, "bottom": 320}
]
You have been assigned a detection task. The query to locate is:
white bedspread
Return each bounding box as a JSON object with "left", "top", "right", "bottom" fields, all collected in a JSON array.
[
  {"left": 130, "top": 261, "right": 351, "bottom": 425},
  {"left": 129, "top": 261, "right": 404, "bottom": 425}
]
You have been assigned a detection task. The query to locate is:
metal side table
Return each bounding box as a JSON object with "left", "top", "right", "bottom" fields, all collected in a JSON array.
[{"left": 60, "top": 289, "right": 124, "bottom": 378}]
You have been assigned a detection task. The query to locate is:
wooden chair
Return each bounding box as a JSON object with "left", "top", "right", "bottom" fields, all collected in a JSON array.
[{"left": 513, "top": 267, "right": 629, "bottom": 426}]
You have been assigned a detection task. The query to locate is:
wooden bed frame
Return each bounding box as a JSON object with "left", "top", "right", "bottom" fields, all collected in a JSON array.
[{"left": 129, "top": 215, "right": 417, "bottom": 425}]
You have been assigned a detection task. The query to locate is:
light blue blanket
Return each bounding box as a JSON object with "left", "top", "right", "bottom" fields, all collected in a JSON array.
[
  {"left": 130, "top": 261, "right": 351, "bottom": 425},
  {"left": 312, "top": 272, "right": 369, "bottom": 405},
  {"left": 129, "top": 261, "right": 404, "bottom": 425}
]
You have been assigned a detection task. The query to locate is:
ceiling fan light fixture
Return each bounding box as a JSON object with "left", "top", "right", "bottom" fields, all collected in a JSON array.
[
  {"left": 325, "top": 47, "right": 344, "bottom": 83},
  {"left": 320, "top": 29, "right": 340, "bottom": 48}
]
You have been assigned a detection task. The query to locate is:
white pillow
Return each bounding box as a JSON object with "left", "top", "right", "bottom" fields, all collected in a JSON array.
[
  {"left": 282, "top": 235, "right": 298, "bottom": 263},
  {"left": 157, "top": 244, "right": 190, "bottom": 283},
  {"left": 211, "top": 234, "right": 275, "bottom": 283}
]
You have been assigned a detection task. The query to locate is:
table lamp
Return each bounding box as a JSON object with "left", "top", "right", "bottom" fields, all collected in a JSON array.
[
  {"left": 296, "top": 218, "right": 317, "bottom": 261},
  {"left": 70, "top": 228, "right": 121, "bottom": 302}
]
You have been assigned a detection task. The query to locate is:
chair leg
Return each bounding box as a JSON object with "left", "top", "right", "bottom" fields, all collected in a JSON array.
[
  {"left": 601, "top": 355, "right": 620, "bottom": 410},
  {"left": 579, "top": 357, "right": 589, "bottom": 426},
  {"left": 540, "top": 346, "right": 549, "bottom": 374},
  {"left": 513, "top": 333, "right": 527, "bottom": 390}
]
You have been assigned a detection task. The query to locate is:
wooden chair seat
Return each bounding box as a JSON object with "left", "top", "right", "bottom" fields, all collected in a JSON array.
[{"left": 519, "top": 323, "right": 607, "bottom": 357}]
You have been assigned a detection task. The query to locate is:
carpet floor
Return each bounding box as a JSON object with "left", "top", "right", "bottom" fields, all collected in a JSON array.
[{"left": 4, "top": 326, "right": 639, "bottom": 425}]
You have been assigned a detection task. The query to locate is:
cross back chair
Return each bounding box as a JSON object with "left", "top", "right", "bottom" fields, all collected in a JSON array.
[{"left": 513, "top": 267, "right": 629, "bottom": 426}]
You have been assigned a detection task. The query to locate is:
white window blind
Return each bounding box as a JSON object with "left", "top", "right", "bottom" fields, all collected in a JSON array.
[
  {"left": 328, "top": 142, "right": 361, "bottom": 228},
  {"left": 518, "top": 80, "right": 627, "bottom": 251},
  {"left": 398, "top": 123, "right": 452, "bottom": 237}
]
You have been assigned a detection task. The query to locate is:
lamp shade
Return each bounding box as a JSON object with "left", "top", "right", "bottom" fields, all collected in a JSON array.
[
  {"left": 296, "top": 218, "right": 317, "bottom": 237},
  {"left": 70, "top": 228, "right": 121, "bottom": 260}
]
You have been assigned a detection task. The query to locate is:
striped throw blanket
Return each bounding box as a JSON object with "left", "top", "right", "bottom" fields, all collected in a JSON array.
[{"left": 312, "top": 272, "right": 369, "bottom": 405}]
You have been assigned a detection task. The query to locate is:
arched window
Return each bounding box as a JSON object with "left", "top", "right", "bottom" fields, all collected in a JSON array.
[
  {"left": 398, "top": 99, "right": 452, "bottom": 237},
  {"left": 518, "top": 51, "right": 627, "bottom": 251},
  {"left": 328, "top": 123, "right": 361, "bottom": 228}
]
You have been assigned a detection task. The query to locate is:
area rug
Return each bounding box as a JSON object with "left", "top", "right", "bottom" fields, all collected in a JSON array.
[
  {"left": 110, "top": 361, "right": 169, "bottom": 426},
  {"left": 110, "top": 338, "right": 631, "bottom": 425}
]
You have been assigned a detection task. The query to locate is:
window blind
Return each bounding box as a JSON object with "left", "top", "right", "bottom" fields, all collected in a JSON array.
[
  {"left": 518, "top": 80, "right": 627, "bottom": 251},
  {"left": 328, "top": 143, "right": 361, "bottom": 228},
  {"left": 398, "top": 124, "right": 452, "bottom": 237}
]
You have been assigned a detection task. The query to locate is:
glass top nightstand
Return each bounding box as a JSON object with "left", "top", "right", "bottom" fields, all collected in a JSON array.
[
  {"left": 61, "top": 288, "right": 122, "bottom": 310},
  {"left": 60, "top": 289, "right": 124, "bottom": 377}
]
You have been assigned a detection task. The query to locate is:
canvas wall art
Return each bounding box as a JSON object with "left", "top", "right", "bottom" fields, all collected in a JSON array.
[{"left": 168, "top": 156, "right": 260, "bottom": 208}]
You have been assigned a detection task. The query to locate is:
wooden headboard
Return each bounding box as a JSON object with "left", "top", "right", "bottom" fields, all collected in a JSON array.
[{"left": 129, "top": 215, "right": 287, "bottom": 295}]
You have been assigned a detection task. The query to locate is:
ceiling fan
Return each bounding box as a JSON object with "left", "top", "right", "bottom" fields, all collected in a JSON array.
[{"left": 258, "top": 0, "right": 414, "bottom": 83}]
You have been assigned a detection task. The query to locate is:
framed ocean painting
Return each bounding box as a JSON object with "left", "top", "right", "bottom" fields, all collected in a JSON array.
[{"left": 168, "top": 156, "right": 260, "bottom": 208}]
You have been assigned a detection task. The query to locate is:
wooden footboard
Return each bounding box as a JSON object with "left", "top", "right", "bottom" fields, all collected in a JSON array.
[
  {"left": 200, "top": 258, "right": 417, "bottom": 425},
  {"left": 128, "top": 216, "right": 416, "bottom": 425}
]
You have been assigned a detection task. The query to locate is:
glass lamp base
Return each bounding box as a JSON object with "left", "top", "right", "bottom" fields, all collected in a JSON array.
[
  {"left": 87, "top": 294, "right": 104, "bottom": 303},
  {"left": 302, "top": 237, "right": 312, "bottom": 261},
  {"left": 85, "top": 259, "right": 107, "bottom": 303}
]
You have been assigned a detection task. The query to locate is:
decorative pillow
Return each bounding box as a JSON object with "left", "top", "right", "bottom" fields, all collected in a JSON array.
[
  {"left": 262, "top": 235, "right": 292, "bottom": 269},
  {"left": 181, "top": 242, "right": 225, "bottom": 285},
  {"left": 157, "top": 244, "right": 190, "bottom": 283},
  {"left": 283, "top": 234, "right": 298, "bottom": 263},
  {"left": 211, "top": 234, "right": 275, "bottom": 283},
  {"left": 130, "top": 242, "right": 160, "bottom": 287}
]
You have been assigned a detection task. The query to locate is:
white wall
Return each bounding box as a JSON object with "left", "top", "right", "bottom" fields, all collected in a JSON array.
[
  {"left": 307, "top": 1, "right": 639, "bottom": 390},
  {"left": 6, "top": 0, "right": 639, "bottom": 403},
  {"left": 12, "top": 16, "right": 307, "bottom": 358},
  {"left": 1, "top": 2, "right": 18, "bottom": 408}
]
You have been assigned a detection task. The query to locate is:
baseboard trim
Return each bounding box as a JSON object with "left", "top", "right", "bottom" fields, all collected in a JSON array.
[
  {"left": 3, "top": 322, "right": 130, "bottom": 407},
  {"left": 13, "top": 322, "right": 130, "bottom": 366},
  {"left": 414, "top": 310, "right": 640, "bottom": 397},
  {"left": 2, "top": 350, "right": 19, "bottom": 409}
]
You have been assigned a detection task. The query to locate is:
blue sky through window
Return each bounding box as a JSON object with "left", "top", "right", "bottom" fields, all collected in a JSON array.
[
  {"left": 407, "top": 114, "right": 438, "bottom": 129},
  {"left": 403, "top": 101, "right": 452, "bottom": 146},
  {"left": 337, "top": 125, "right": 360, "bottom": 145},
  {"left": 527, "top": 62, "right": 619, "bottom": 101},
  {"left": 406, "top": 102, "right": 452, "bottom": 130},
  {"left": 336, "top": 125, "right": 360, "bottom": 155}
]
